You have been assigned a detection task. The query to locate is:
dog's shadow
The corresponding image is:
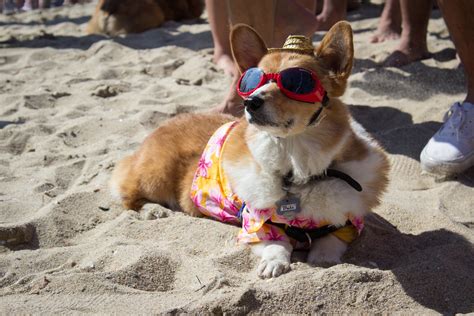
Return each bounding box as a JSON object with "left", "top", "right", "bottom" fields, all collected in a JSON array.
[
  {"left": 344, "top": 213, "right": 473, "bottom": 314},
  {"left": 290, "top": 213, "right": 473, "bottom": 313}
]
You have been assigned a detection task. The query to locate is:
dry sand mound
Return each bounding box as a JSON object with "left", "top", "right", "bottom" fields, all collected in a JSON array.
[{"left": 0, "top": 2, "right": 473, "bottom": 314}]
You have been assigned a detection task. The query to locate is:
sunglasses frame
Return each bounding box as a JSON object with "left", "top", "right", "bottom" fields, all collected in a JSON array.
[{"left": 237, "top": 67, "right": 325, "bottom": 104}]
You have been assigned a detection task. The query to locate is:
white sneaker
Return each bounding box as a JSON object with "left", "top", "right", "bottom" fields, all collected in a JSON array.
[{"left": 420, "top": 102, "right": 474, "bottom": 174}]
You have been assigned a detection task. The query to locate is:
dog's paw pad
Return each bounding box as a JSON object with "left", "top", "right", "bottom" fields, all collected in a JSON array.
[{"left": 257, "top": 259, "right": 290, "bottom": 279}]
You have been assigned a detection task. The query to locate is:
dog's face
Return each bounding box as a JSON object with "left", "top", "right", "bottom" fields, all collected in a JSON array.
[{"left": 231, "top": 22, "right": 354, "bottom": 138}]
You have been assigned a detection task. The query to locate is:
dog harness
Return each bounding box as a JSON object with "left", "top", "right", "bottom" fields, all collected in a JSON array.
[{"left": 190, "top": 121, "right": 364, "bottom": 245}]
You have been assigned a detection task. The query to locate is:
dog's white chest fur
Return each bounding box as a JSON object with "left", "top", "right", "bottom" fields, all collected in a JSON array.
[{"left": 224, "top": 121, "right": 383, "bottom": 226}]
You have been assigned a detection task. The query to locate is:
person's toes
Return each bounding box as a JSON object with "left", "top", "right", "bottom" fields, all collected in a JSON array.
[
  {"left": 370, "top": 30, "right": 401, "bottom": 44},
  {"left": 315, "top": 14, "right": 346, "bottom": 31},
  {"left": 214, "top": 54, "right": 238, "bottom": 78}
]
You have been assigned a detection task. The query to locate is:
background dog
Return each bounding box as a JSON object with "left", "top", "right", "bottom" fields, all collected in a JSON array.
[{"left": 86, "top": 0, "right": 204, "bottom": 35}]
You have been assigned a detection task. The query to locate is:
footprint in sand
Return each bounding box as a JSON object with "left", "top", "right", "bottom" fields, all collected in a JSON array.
[
  {"left": 2, "top": 132, "right": 30, "bottom": 155},
  {"left": 438, "top": 184, "right": 474, "bottom": 227},
  {"left": 54, "top": 160, "right": 86, "bottom": 194},
  {"left": 144, "top": 59, "right": 185, "bottom": 77},
  {"left": 107, "top": 254, "right": 177, "bottom": 292},
  {"left": 91, "top": 83, "right": 131, "bottom": 98},
  {"left": 31, "top": 191, "right": 117, "bottom": 248},
  {"left": 23, "top": 94, "right": 56, "bottom": 110},
  {"left": 0, "top": 54, "right": 21, "bottom": 66},
  {"left": 0, "top": 223, "right": 35, "bottom": 248},
  {"left": 215, "top": 248, "right": 255, "bottom": 273},
  {"left": 138, "top": 110, "right": 172, "bottom": 129},
  {"left": 29, "top": 160, "right": 85, "bottom": 200}
]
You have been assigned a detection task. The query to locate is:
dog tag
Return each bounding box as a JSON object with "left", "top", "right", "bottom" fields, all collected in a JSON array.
[{"left": 276, "top": 195, "right": 301, "bottom": 220}]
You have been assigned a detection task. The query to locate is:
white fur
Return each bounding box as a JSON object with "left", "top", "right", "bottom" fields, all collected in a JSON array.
[
  {"left": 226, "top": 116, "right": 384, "bottom": 224},
  {"left": 224, "top": 156, "right": 285, "bottom": 210},
  {"left": 279, "top": 128, "right": 351, "bottom": 182},
  {"left": 224, "top": 104, "right": 385, "bottom": 277},
  {"left": 251, "top": 241, "right": 293, "bottom": 279},
  {"left": 109, "top": 179, "right": 122, "bottom": 201},
  {"left": 307, "top": 234, "right": 348, "bottom": 265}
]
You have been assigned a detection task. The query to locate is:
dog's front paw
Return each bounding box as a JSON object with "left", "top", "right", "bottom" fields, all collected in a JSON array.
[
  {"left": 307, "top": 234, "right": 347, "bottom": 266},
  {"left": 252, "top": 241, "right": 292, "bottom": 279},
  {"left": 257, "top": 258, "right": 290, "bottom": 278}
]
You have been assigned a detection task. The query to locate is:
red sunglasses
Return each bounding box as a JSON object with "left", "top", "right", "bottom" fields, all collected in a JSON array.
[{"left": 237, "top": 67, "right": 325, "bottom": 104}]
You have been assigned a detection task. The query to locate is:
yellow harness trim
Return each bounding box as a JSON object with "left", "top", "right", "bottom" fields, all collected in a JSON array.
[{"left": 332, "top": 225, "right": 359, "bottom": 243}]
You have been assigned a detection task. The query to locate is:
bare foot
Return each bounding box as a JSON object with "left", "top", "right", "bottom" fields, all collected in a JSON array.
[
  {"left": 213, "top": 98, "right": 245, "bottom": 117},
  {"left": 382, "top": 49, "right": 432, "bottom": 67},
  {"left": 315, "top": 11, "right": 346, "bottom": 31},
  {"left": 371, "top": 24, "right": 401, "bottom": 43},
  {"left": 273, "top": 0, "right": 320, "bottom": 46},
  {"left": 214, "top": 53, "right": 238, "bottom": 78},
  {"left": 314, "top": 0, "right": 347, "bottom": 32},
  {"left": 371, "top": 0, "right": 401, "bottom": 43},
  {"left": 212, "top": 76, "right": 245, "bottom": 117}
]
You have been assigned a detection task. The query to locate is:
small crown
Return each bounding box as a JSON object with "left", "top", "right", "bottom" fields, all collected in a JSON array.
[{"left": 268, "top": 35, "right": 314, "bottom": 55}]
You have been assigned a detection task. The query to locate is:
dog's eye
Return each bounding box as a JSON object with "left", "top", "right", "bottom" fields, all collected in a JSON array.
[
  {"left": 280, "top": 68, "right": 315, "bottom": 94},
  {"left": 240, "top": 68, "right": 264, "bottom": 93}
]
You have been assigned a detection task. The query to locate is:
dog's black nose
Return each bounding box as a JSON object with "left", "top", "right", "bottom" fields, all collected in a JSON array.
[{"left": 244, "top": 97, "right": 264, "bottom": 112}]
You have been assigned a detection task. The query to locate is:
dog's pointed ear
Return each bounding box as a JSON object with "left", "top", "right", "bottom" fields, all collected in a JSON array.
[
  {"left": 316, "top": 21, "right": 354, "bottom": 96},
  {"left": 231, "top": 24, "right": 268, "bottom": 74}
]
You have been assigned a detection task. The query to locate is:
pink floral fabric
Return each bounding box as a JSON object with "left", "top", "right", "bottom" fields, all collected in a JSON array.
[
  {"left": 190, "top": 121, "right": 364, "bottom": 244},
  {"left": 190, "top": 121, "right": 242, "bottom": 226}
]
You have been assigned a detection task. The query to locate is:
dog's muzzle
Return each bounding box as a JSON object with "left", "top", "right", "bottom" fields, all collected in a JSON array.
[{"left": 244, "top": 96, "right": 264, "bottom": 112}]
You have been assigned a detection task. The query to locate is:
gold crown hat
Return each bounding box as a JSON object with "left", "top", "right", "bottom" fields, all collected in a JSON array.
[{"left": 267, "top": 35, "right": 315, "bottom": 55}]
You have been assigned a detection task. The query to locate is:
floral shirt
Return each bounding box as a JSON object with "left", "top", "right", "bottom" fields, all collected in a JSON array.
[{"left": 190, "top": 121, "right": 364, "bottom": 244}]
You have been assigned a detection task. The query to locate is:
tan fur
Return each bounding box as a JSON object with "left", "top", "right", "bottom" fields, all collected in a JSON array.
[
  {"left": 86, "top": 0, "right": 204, "bottom": 36},
  {"left": 111, "top": 22, "right": 389, "bottom": 249},
  {"left": 110, "top": 113, "right": 232, "bottom": 213}
]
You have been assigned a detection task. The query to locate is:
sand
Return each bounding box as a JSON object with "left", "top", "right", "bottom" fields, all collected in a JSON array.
[{"left": 0, "top": 2, "right": 473, "bottom": 314}]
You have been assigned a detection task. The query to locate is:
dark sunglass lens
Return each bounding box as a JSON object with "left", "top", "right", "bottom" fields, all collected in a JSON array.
[
  {"left": 280, "top": 68, "right": 315, "bottom": 94},
  {"left": 239, "top": 68, "right": 263, "bottom": 93}
]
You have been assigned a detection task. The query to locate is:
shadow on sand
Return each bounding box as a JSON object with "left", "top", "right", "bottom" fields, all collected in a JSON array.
[
  {"left": 345, "top": 213, "right": 474, "bottom": 314},
  {"left": 0, "top": 15, "right": 89, "bottom": 27},
  {"left": 351, "top": 59, "right": 465, "bottom": 101},
  {"left": 0, "top": 20, "right": 212, "bottom": 51},
  {"left": 350, "top": 104, "right": 474, "bottom": 186}
]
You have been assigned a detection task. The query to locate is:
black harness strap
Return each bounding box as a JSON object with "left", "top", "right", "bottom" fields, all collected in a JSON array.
[
  {"left": 284, "top": 168, "right": 363, "bottom": 192},
  {"left": 325, "top": 169, "right": 362, "bottom": 192},
  {"left": 307, "top": 92, "right": 330, "bottom": 126},
  {"left": 267, "top": 220, "right": 353, "bottom": 243}
]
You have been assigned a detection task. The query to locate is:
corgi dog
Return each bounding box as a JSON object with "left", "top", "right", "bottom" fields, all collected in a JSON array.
[
  {"left": 110, "top": 22, "right": 389, "bottom": 278},
  {"left": 86, "top": 0, "right": 204, "bottom": 36}
]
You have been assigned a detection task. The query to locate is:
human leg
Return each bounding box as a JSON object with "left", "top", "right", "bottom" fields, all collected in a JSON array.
[
  {"left": 213, "top": 0, "right": 321, "bottom": 116},
  {"left": 420, "top": 0, "right": 474, "bottom": 174},
  {"left": 371, "top": 0, "right": 401, "bottom": 43},
  {"left": 383, "top": 0, "right": 432, "bottom": 67},
  {"left": 438, "top": 0, "right": 474, "bottom": 103},
  {"left": 315, "top": 0, "right": 347, "bottom": 31},
  {"left": 205, "top": 0, "right": 236, "bottom": 77}
]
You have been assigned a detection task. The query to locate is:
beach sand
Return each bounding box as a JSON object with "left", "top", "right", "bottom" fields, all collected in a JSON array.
[{"left": 0, "top": 2, "right": 473, "bottom": 314}]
